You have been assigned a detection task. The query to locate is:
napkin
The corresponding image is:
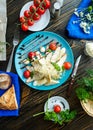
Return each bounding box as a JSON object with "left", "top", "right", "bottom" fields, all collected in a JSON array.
[
  {"left": 0, "top": 0, "right": 7, "bottom": 61},
  {"left": 66, "top": 0, "right": 93, "bottom": 39},
  {"left": 0, "top": 71, "right": 20, "bottom": 116}
]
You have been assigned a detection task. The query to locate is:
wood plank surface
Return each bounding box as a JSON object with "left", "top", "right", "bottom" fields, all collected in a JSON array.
[{"left": 0, "top": 0, "right": 93, "bottom": 130}]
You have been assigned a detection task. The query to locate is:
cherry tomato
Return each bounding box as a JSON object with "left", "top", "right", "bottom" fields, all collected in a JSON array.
[
  {"left": 49, "top": 42, "right": 57, "bottom": 51},
  {"left": 27, "top": 19, "right": 34, "bottom": 26},
  {"left": 37, "top": 7, "right": 45, "bottom": 15},
  {"left": 23, "top": 70, "right": 30, "bottom": 78},
  {"left": 33, "top": 12, "right": 41, "bottom": 20},
  {"left": 21, "top": 23, "right": 28, "bottom": 31},
  {"left": 53, "top": 105, "right": 61, "bottom": 113},
  {"left": 19, "top": 16, "right": 26, "bottom": 23},
  {"left": 42, "top": 0, "right": 51, "bottom": 9},
  {"left": 29, "top": 5, "right": 37, "bottom": 13},
  {"left": 63, "top": 62, "right": 72, "bottom": 70},
  {"left": 34, "top": 0, "right": 41, "bottom": 7},
  {"left": 24, "top": 10, "right": 30, "bottom": 18},
  {"left": 28, "top": 52, "right": 36, "bottom": 59}
]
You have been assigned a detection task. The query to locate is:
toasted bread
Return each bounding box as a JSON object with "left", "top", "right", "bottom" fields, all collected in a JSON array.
[
  {"left": 0, "top": 73, "right": 11, "bottom": 90},
  {"left": 0, "top": 84, "right": 18, "bottom": 110}
]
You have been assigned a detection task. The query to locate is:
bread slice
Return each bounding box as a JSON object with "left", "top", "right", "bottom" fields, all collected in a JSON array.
[
  {"left": 0, "top": 84, "right": 18, "bottom": 110},
  {"left": 0, "top": 73, "right": 11, "bottom": 90}
]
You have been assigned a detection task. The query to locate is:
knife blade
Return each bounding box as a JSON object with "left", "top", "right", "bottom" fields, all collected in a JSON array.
[{"left": 67, "top": 55, "right": 82, "bottom": 97}]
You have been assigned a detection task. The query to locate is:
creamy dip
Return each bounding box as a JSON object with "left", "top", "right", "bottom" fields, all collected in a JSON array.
[{"left": 85, "top": 42, "right": 93, "bottom": 57}]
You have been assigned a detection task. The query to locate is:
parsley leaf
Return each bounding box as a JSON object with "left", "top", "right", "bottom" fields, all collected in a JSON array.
[
  {"left": 76, "top": 69, "right": 93, "bottom": 101},
  {"left": 44, "top": 110, "right": 77, "bottom": 125}
]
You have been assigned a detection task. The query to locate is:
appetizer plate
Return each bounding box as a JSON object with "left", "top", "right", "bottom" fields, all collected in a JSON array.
[
  {"left": 44, "top": 96, "right": 70, "bottom": 112},
  {"left": 15, "top": 31, "right": 74, "bottom": 90},
  {"left": 20, "top": 1, "right": 50, "bottom": 31}
]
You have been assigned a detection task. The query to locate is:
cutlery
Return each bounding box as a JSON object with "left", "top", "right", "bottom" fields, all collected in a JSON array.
[
  {"left": 6, "top": 29, "right": 19, "bottom": 72},
  {"left": 67, "top": 55, "right": 82, "bottom": 97}
]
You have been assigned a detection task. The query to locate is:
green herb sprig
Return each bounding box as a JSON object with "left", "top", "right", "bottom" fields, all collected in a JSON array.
[
  {"left": 51, "top": 62, "right": 61, "bottom": 71},
  {"left": 76, "top": 69, "right": 93, "bottom": 101}
]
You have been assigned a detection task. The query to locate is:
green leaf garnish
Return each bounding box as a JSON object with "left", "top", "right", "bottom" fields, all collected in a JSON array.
[
  {"left": 44, "top": 110, "right": 77, "bottom": 125},
  {"left": 51, "top": 62, "right": 61, "bottom": 71},
  {"left": 76, "top": 69, "right": 93, "bottom": 101}
]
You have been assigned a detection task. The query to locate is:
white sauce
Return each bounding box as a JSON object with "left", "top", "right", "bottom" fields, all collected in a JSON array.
[{"left": 85, "top": 42, "right": 93, "bottom": 57}]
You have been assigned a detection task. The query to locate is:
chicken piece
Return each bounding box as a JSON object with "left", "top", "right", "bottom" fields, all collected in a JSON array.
[
  {"left": 57, "top": 47, "right": 66, "bottom": 61},
  {"left": 32, "top": 59, "right": 51, "bottom": 82},
  {"left": 46, "top": 61, "right": 60, "bottom": 80},
  {"left": 45, "top": 52, "right": 52, "bottom": 61},
  {"left": 51, "top": 47, "right": 61, "bottom": 62},
  {"left": 33, "top": 78, "right": 47, "bottom": 86},
  {"left": 45, "top": 79, "right": 59, "bottom": 85},
  {"left": 57, "top": 53, "right": 67, "bottom": 67}
]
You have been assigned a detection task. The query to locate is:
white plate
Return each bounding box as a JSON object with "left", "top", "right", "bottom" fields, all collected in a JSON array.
[
  {"left": 20, "top": 1, "right": 50, "bottom": 31},
  {"left": 44, "top": 96, "right": 70, "bottom": 112}
]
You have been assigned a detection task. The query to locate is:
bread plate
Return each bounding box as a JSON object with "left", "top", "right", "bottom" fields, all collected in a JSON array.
[{"left": 80, "top": 99, "right": 93, "bottom": 117}]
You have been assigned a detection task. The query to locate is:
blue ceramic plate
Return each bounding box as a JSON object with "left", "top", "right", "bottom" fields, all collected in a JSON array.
[{"left": 15, "top": 31, "right": 74, "bottom": 90}]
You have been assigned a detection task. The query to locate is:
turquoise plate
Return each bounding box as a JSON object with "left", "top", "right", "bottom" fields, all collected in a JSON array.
[{"left": 15, "top": 31, "right": 74, "bottom": 90}]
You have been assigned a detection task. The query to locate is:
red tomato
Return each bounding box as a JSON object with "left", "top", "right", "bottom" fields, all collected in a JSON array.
[
  {"left": 28, "top": 52, "right": 36, "bottom": 59},
  {"left": 49, "top": 42, "right": 57, "bottom": 51},
  {"left": 42, "top": 0, "right": 51, "bottom": 9},
  {"left": 19, "top": 16, "right": 26, "bottom": 23},
  {"left": 33, "top": 12, "right": 41, "bottom": 20},
  {"left": 37, "top": 7, "right": 45, "bottom": 15},
  {"left": 29, "top": 5, "right": 37, "bottom": 13},
  {"left": 24, "top": 10, "right": 30, "bottom": 18},
  {"left": 27, "top": 19, "right": 34, "bottom": 26},
  {"left": 53, "top": 105, "right": 61, "bottom": 113},
  {"left": 63, "top": 62, "right": 72, "bottom": 70},
  {"left": 34, "top": 0, "right": 41, "bottom": 7},
  {"left": 21, "top": 23, "right": 28, "bottom": 31},
  {"left": 23, "top": 70, "right": 30, "bottom": 78}
]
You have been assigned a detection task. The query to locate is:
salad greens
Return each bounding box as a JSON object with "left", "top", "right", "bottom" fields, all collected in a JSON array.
[
  {"left": 76, "top": 69, "right": 93, "bottom": 101},
  {"left": 33, "top": 109, "right": 77, "bottom": 125},
  {"left": 44, "top": 110, "right": 77, "bottom": 125}
]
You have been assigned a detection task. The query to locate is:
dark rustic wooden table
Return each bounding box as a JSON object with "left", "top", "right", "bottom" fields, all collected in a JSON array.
[{"left": 0, "top": 0, "right": 93, "bottom": 130}]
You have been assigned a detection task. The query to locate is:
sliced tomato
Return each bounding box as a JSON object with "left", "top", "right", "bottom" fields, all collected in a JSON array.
[
  {"left": 37, "top": 7, "right": 46, "bottom": 15},
  {"left": 21, "top": 23, "right": 28, "bottom": 31},
  {"left": 24, "top": 10, "right": 30, "bottom": 18},
  {"left": 63, "top": 62, "right": 72, "bottom": 70},
  {"left": 33, "top": 12, "right": 41, "bottom": 20},
  {"left": 29, "top": 5, "right": 37, "bottom": 13},
  {"left": 23, "top": 70, "right": 30, "bottom": 78},
  {"left": 49, "top": 41, "right": 57, "bottom": 51},
  {"left": 27, "top": 19, "right": 34, "bottom": 26},
  {"left": 53, "top": 105, "right": 61, "bottom": 113}
]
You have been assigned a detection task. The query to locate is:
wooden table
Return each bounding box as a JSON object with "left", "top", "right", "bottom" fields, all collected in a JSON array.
[{"left": 0, "top": 0, "right": 93, "bottom": 130}]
